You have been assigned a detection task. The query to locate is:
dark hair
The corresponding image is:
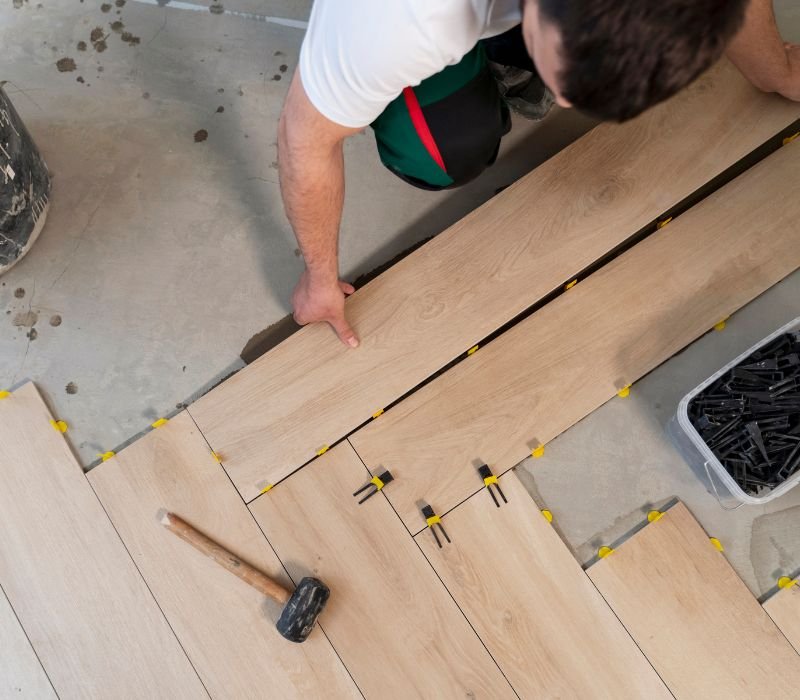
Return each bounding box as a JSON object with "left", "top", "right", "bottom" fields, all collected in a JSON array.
[{"left": 538, "top": 0, "right": 749, "bottom": 122}]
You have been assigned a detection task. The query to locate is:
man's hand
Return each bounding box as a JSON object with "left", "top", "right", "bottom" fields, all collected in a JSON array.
[
  {"left": 292, "top": 269, "right": 359, "bottom": 347},
  {"left": 781, "top": 43, "right": 800, "bottom": 101},
  {"left": 726, "top": 0, "right": 800, "bottom": 102}
]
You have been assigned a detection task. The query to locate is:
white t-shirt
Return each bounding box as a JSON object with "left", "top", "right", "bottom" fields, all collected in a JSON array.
[{"left": 299, "top": 0, "right": 523, "bottom": 128}]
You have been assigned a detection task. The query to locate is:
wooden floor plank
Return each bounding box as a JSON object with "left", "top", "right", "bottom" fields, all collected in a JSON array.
[
  {"left": 764, "top": 586, "right": 800, "bottom": 654},
  {"left": 587, "top": 502, "right": 800, "bottom": 697},
  {"left": 189, "top": 60, "right": 800, "bottom": 503},
  {"left": 87, "top": 412, "right": 360, "bottom": 700},
  {"left": 351, "top": 139, "right": 800, "bottom": 533},
  {"left": 0, "top": 383, "right": 206, "bottom": 699},
  {"left": 0, "top": 586, "right": 56, "bottom": 699},
  {"left": 249, "top": 441, "right": 516, "bottom": 700},
  {"left": 415, "top": 472, "right": 670, "bottom": 698}
]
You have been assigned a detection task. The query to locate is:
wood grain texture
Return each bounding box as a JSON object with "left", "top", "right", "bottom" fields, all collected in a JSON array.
[
  {"left": 249, "top": 441, "right": 516, "bottom": 700},
  {"left": 87, "top": 412, "right": 359, "bottom": 700},
  {"left": 764, "top": 586, "right": 800, "bottom": 653},
  {"left": 0, "top": 586, "right": 56, "bottom": 699},
  {"left": 415, "top": 472, "right": 670, "bottom": 698},
  {"left": 0, "top": 383, "right": 205, "bottom": 699},
  {"left": 189, "top": 60, "right": 800, "bottom": 503},
  {"left": 588, "top": 502, "right": 800, "bottom": 698},
  {"left": 351, "top": 140, "right": 800, "bottom": 533}
]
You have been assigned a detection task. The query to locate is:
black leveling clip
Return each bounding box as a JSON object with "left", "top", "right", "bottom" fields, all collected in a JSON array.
[
  {"left": 421, "top": 505, "right": 450, "bottom": 548},
  {"left": 352, "top": 470, "right": 394, "bottom": 504},
  {"left": 478, "top": 464, "right": 507, "bottom": 508}
]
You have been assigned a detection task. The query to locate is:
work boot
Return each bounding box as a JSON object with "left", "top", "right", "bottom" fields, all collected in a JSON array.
[
  {"left": 488, "top": 61, "right": 555, "bottom": 121},
  {"left": 0, "top": 85, "right": 51, "bottom": 277}
]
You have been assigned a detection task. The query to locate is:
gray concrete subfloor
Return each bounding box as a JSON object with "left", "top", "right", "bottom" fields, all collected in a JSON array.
[
  {"left": 0, "top": 1, "right": 798, "bottom": 598},
  {"left": 0, "top": 0, "right": 593, "bottom": 465}
]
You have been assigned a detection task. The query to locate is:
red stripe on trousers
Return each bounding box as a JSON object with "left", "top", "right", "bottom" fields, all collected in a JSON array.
[{"left": 402, "top": 86, "right": 447, "bottom": 173}]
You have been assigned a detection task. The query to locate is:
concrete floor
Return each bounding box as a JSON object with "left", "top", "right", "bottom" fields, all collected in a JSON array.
[{"left": 0, "top": 1, "right": 798, "bottom": 597}]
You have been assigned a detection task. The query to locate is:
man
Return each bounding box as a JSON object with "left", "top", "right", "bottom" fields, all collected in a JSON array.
[{"left": 279, "top": 0, "right": 799, "bottom": 347}]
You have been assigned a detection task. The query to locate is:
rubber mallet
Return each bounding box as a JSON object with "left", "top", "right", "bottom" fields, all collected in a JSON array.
[{"left": 160, "top": 511, "right": 329, "bottom": 643}]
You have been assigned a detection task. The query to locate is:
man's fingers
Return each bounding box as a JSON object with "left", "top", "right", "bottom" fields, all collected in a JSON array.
[
  {"left": 339, "top": 280, "right": 355, "bottom": 295},
  {"left": 329, "top": 313, "right": 359, "bottom": 348}
]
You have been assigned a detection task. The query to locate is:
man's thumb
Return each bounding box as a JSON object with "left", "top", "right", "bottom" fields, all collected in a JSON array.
[{"left": 330, "top": 314, "right": 359, "bottom": 348}]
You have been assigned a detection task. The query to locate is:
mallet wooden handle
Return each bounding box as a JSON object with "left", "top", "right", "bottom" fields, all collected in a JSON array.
[{"left": 160, "top": 511, "right": 290, "bottom": 605}]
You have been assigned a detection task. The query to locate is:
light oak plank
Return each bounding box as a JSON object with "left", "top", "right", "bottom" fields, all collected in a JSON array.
[
  {"left": 0, "top": 586, "right": 56, "bottom": 699},
  {"left": 764, "top": 586, "right": 800, "bottom": 654},
  {"left": 351, "top": 139, "right": 800, "bottom": 532},
  {"left": 87, "top": 412, "right": 360, "bottom": 700},
  {"left": 415, "top": 472, "right": 670, "bottom": 698},
  {"left": 588, "top": 502, "right": 800, "bottom": 697},
  {"left": 189, "top": 60, "right": 800, "bottom": 503},
  {"left": 0, "top": 382, "right": 206, "bottom": 699},
  {"left": 249, "top": 441, "right": 516, "bottom": 700}
]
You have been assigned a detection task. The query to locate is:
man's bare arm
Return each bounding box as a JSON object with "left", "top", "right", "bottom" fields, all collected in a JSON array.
[
  {"left": 278, "top": 70, "right": 362, "bottom": 347},
  {"left": 726, "top": 0, "right": 800, "bottom": 101}
]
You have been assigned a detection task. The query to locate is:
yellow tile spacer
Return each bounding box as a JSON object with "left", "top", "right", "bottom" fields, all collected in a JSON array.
[
  {"left": 713, "top": 317, "right": 729, "bottom": 332},
  {"left": 211, "top": 451, "right": 222, "bottom": 463},
  {"left": 97, "top": 451, "right": 115, "bottom": 462},
  {"left": 483, "top": 474, "right": 498, "bottom": 486},
  {"left": 151, "top": 418, "right": 168, "bottom": 429},
  {"left": 49, "top": 419, "right": 68, "bottom": 433},
  {"left": 617, "top": 384, "right": 631, "bottom": 398},
  {"left": 598, "top": 546, "right": 614, "bottom": 559},
  {"left": 372, "top": 408, "right": 384, "bottom": 419},
  {"left": 426, "top": 513, "right": 442, "bottom": 527},
  {"left": 531, "top": 445, "right": 545, "bottom": 459},
  {"left": 260, "top": 483, "right": 274, "bottom": 494},
  {"left": 467, "top": 345, "right": 479, "bottom": 356},
  {"left": 564, "top": 279, "right": 578, "bottom": 291},
  {"left": 541, "top": 509, "right": 553, "bottom": 523},
  {"left": 316, "top": 445, "right": 329, "bottom": 457},
  {"left": 0, "top": 390, "right": 10, "bottom": 399},
  {"left": 778, "top": 576, "right": 798, "bottom": 590},
  {"left": 656, "top": 217, "right": 673, "bottom": 230},
  {"left": 783, "top": 131, "right": 800, "bottom": 146},
  {"left": 647, "top": 510, "right": 664, "bottom": 523},
  {"left": 709, "top": 537, "right": 724, "bottom": 552},
  {"left": 370, "top": 474, "right": 385, "bottom": 490}
]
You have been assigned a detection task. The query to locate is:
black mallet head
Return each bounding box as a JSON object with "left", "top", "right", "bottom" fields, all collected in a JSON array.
[{"left": 276, "top": 576, "right": 330, "bottom": 643}]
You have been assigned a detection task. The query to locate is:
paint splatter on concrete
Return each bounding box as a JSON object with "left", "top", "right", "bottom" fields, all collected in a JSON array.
[
  {"left": 65, "top": 382, "right": 78, "bottom": 395},
  {"left": 13, "top": 310, "right": 38, "bottom": 327},
  {"left": 49, "top": 314, "right": 62, "bottom": 327},
  {"left": 77, "top": 76, "right": 85, "bottom": 83},
  {"left": 217, "top": 87, "right": 224, "bottom": 93},
  {"left": 272, "top": 74, "right": 281, "bottom": 81},
  {"left": 90, "top": 27, "right": 108, "bottom": 52},
  {"left": 209, "top": 0, "right": 223, "bottom": 14},
  {"left": 56, "top": 57, "right": 76, "bottom": 72},
  {"left": 121, "top": 31, "right": 141, "bottom": 46},
  {"left": 110, "top": 20, "right": 124, "bottom": 33},
  {"left": 216, "top": 105, "right": 224, "bottom": 113},
  {"left": 142, "top": 91, "right": 150, "bottom": 99},
  {"left": 115, "top": 0, "right": 125, "bottom": 6},
  {"left": 26, "top": 328, "right": 38, "bottom": 341},
  {"left": 279, "top": 64, "right": 288, "bottom": 73},
  {"left": 13, "top": 287, "right": 24, "bottom": 298},
  {"left": 77, "top": 41, "right": 87, "bottom": 51},
  {"left": 194, "top": 129, "right": 208, "bottom": 143},
  {"left": 101, "top": 2, "right": 111, "bottom": 11}
]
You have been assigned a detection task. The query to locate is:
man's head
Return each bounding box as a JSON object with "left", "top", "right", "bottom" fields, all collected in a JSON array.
[{"left": 522, "top": 0, "right": 749, "bottom": 121}]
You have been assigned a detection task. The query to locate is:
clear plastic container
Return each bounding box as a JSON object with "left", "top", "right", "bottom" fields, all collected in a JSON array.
[{"left": 669, "top": 316, "right": 800, "bottom": 509}]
